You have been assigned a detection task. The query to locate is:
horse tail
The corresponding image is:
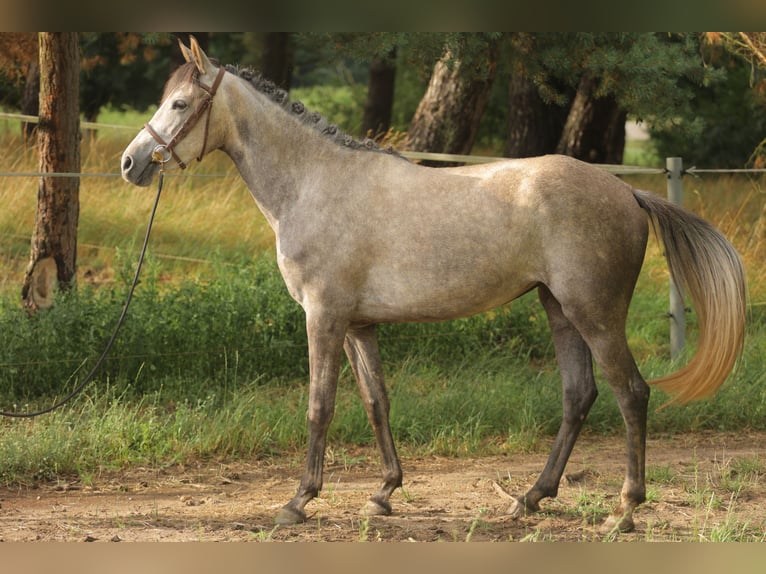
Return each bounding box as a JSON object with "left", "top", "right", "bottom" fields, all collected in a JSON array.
[{"left": 632, "top": 188, "right": 747, "bottom": 405}]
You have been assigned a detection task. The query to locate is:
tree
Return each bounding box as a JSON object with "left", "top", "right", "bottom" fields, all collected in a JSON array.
[
  {"left": 405, "top": 35, "right": 500, "bottom": 166},
  {"left": 706, "top": 33, "right": 766, "bottom": 167},
  {"left": 21, "top": 33, "right": 81, "bottom": 312},
  {"left": 650, "top": 46, "right": 766, "bottom": 168},
  {"left": 504, "top": 33, "right": 714, "bottom": 164},
  {"left": 0, "top": 33, "right": 39, "bottom": 141},
  {"left": 2, "top": 33, "right": 174, "bottom": 127},
  {"left": 710, "top": 32, "right": 766, "bottom": 68},
  {"left": 504, "top": 57, "right": 571, "bottom": 158},
  {"left": 361, "top": 49, "right": 396, "bottom": 138},
  {"left": 357, "top": 33, "right": 710, "bottom": 165},
  {"left": 261, "top": 32, "right": 293, "bottom": 90},
  {"left": 79, "top": 33, "right": 176, "bottom": 124},
  {"left": 555, "top": 73, "right": 627, "bottom": 163}
]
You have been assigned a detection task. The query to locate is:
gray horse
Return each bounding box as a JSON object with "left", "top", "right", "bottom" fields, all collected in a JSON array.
[{"left": 121, "top": 37, "right": 746, "bottom": 533}]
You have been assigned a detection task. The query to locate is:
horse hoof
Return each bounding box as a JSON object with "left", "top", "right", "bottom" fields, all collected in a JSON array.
[
  {"left": 362, "top": 498, "right": 392, "bottom": 516},
  {"left": 506, "top": 498, "right": 525, "bottom": 519},
  {"left": 507, "top": 496, "right": 537, "bottom": 519},
  {"left": 601, "top": 514, "right": 635, "bottom": 534},
  {"left": 274, "top": 505, "right": 306, "bottom": 525}
]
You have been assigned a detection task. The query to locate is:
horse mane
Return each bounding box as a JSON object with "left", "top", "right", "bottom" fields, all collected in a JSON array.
[
  {"left": 166, "top": 62, "right": 403, "bottom": 159},
  {"left": 162, "top": 60, "right": 406, "bottom": 160},
  {"left": 218, "top": 64, "right": 405, "bottom": 159}
]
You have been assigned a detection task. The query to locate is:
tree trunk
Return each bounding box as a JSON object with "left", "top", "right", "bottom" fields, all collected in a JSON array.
[
  {"left": 505, "top": 63, "right": 571, "bottom": 158},
  {"left": 555, "top": 74, "right": 627, "bottom": 164},
  {"left": 405, "top": 42, "right": 499, "bottom": 167},
  {"left": 261, "top": 32, "right": 292, "bottom": 91},
  {"left": 361, "top": 49, "right": 396, "bottom": 139},
  {"left": 21, "top": 32, "right": 81, "bottom": 312}
]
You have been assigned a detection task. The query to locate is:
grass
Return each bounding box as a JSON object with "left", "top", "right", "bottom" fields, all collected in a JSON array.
[
  {"left": 0, "top": 121, "right": 765, "bottom": 496},
  {"left": 0, "top": 127, "right": 272, "bottom": 296}
]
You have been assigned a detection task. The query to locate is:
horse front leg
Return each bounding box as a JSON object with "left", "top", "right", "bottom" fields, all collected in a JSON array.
[
  {"left": 344, "top": 324, "right": 402, "bottom": 516},
  {"left": 274, "top": 311, "right": 347, "bottom": 525}
]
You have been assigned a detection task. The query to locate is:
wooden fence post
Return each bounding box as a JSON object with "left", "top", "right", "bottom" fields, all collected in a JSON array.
[{"left": 666, "top": 157, "right": 686, "bottom": 360}]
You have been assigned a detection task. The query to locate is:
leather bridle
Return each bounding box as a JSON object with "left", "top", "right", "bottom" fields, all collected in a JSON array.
[{"left": 145, "top": 66, "right": 226, "bottom": 170}]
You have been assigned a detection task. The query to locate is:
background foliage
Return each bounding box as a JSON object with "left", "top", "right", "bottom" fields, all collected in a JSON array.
[
  {"left": 2, "top": 32, "right": 766, "bottom": 166},
  {"left": 0, "top": 33, "right": 765, "bottom": 485}
]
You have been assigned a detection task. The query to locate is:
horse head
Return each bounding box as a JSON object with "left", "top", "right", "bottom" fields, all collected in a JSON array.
[{"left": 121, "top": 36, "right": 225, "bottom": 186}]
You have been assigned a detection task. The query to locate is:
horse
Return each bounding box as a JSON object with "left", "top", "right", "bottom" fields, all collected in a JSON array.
[{"left": 121, "top": 37, "right": 747, "bottom": 533}]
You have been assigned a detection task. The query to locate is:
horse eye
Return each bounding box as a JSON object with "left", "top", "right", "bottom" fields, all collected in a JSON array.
[{"left": 172, "top": 100, "right": 188, "bottom": 111}]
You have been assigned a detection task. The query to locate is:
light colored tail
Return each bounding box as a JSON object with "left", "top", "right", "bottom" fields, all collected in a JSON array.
[{"left": 632, "top": 189, "right": 747, "bottom": 404}]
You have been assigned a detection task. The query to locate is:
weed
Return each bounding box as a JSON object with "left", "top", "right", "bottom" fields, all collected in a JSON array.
[
  {"left": 572, "top": 490, "right": 612, "bottom": 527},
  {"left": 400, "top": 487, "right": 417, "bottom": 504},
  {"left": 357, "top": 516, "right": 370, "bottom": 542},
  {"left": 645, "top": 485, "right": 662, "bottom": 504},
  {"left": 517, "top": 528, "right": 551, "bottom": 542},
  {"left": 714, "top": 455, "right": 763, "bottom": 493},
  {"left": 251, "top": 525, "right": 279, "bottom": 542},
  {"left": 697, "top": 492, "right": 762, "bottom": 542},
  {"left": 465, "top": 508, "right": 489, "bottom": 542},
  {"left": 646, "top": 464, "right": 676, "bottom": 485}
]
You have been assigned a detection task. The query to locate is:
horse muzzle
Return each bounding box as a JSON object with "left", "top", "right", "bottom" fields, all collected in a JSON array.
[{"left": 121, "top": 149, "right": 160, "bottom": 187}]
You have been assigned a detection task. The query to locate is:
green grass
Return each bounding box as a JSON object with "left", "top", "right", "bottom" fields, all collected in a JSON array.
[{"left": 0, "top": 125, "right": 765, "bottom": 489}]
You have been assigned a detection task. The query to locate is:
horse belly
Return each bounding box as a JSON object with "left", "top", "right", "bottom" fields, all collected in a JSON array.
[{"left": 354, "top": 258, "right": 538, "bottom": 324}]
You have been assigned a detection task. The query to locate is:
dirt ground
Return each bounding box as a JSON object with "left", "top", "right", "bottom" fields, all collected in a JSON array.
[{"left": 2, "top": 431, "right": 766, "bottom": 542}]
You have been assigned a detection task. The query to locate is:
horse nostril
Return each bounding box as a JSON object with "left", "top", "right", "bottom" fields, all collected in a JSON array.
[{"left": 122, "top": 155, "right": 133, "bottom": 173}]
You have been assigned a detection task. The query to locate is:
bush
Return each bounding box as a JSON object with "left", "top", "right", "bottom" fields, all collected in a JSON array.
[
  {"left": 0, "top": 256, "right": 307, "bottom": 404},
  {"left": 0, "top": 254, "right": 552, "bottom": 406},
  {"left": 290, "top": 84, "right": 367, "bottom": 136},
  {"left": 650, "top": 60, "right": 766, "bottom": 168}
]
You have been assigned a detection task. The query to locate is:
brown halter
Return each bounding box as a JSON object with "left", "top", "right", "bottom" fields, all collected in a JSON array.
[{"left": 145, "top": 66, "right": 226, "bottom": 170}]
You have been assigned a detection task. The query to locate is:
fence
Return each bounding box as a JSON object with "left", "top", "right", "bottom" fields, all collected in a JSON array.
[{"left": 2, "top": 112, "right": 765, "bottom": 359}]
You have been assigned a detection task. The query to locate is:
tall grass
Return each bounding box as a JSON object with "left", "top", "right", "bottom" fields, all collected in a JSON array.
[
  {"left": 0, "top": 127, "right": 273, "bottom": 296},
  {"left": 0, "top": 123, "right": 765, "bottom": 485}
]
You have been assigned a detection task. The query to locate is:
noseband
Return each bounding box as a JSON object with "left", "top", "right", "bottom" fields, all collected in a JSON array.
[{"left": 145, "top": 66, "right": 226, "bottom": 169}]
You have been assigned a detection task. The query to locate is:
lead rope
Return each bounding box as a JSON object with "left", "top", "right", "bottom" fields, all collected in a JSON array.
[{"left": 0, "top": 168, "right": 165, "bottom": 418}]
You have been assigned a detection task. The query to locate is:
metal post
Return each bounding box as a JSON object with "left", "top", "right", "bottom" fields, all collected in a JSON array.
[{"left": 666, "top": 157, "right": 686, "bottom": 360}]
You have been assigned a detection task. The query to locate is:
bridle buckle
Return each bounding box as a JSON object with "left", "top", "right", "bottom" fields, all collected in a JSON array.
[{"left": 151, "top": 144, "right": 173, "bottom": 166}]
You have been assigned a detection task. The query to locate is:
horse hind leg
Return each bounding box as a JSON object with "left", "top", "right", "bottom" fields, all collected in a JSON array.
[
  {"left": 553, "top": 294, "right": 650, "bottom": 533},
  {"left": 508, "top": 285, "right": 598, "bottom": 517},
  {"left": 343, "top": 324, "right": 403, "bottom": 516},
  {"left": 587, "top": 331, "right": 649, "bottom": 534}
]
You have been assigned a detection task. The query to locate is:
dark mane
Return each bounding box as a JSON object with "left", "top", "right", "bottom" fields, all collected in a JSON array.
[
  {"left": 221, "top": 64, "right": 404, "bottom": 159},
  {"left": 163, "top": 61, "right": 404, "bottom": 158}
]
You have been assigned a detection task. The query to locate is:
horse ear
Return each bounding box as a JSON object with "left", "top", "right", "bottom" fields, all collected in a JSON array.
[
  {"left": 189, "top": 35, "right": 213, "bottom": 75},
  {"left": 179, "top": 38, "right": 194, "bottom": 63}
]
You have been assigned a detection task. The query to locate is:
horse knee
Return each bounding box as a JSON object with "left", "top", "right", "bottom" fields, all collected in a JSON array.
[{"left": 307, "top": 404, "right": 335, "bottom": 435}]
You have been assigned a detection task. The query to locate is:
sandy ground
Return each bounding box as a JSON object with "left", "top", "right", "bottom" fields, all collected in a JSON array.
[{"left": 1, "top": 431, "right": 765, "bottom": 542}]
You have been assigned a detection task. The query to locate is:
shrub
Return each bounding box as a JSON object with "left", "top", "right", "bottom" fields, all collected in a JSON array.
[{"left": 0, "top": 254, "right": 553, "bottom": 405}]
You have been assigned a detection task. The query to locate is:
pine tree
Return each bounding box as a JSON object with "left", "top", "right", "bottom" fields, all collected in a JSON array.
[{"left": 506, "top": 33, "right": 715, "bottom": 163}]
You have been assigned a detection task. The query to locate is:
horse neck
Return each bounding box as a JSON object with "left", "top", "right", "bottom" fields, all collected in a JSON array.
[{"left": 219, "top": 81, "right": 341, "bottom": 229}]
